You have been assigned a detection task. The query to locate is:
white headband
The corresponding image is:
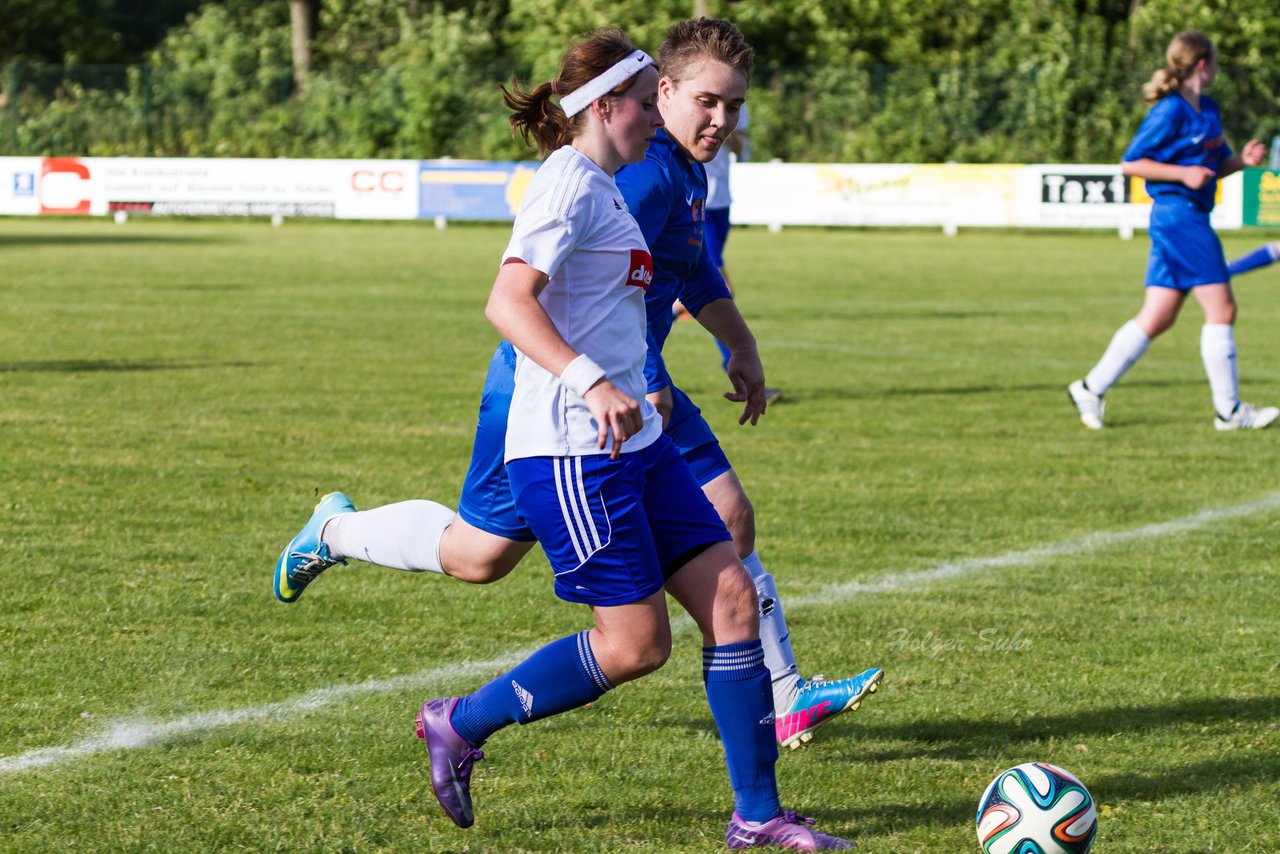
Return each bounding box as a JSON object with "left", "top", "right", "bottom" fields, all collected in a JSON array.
[{"left": 558, "top": 50, "right": 655, "bottom": 117}]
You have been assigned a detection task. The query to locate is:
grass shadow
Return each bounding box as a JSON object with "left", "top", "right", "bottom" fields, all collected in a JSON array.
[
  {"left": 768, "top": 308, "right": 1005, "bottom": 323},
  {"left": 0, "top": 234, "right": 229, "bottom": 248},
  {"left": 0, "top": 359, "right": 258, "bottom": 374},
  {"left": 849, "top": 695, "right": 1280, "bottom": 761},
  {"left": 682, "top": 376, "right": 1207, "bottom": 403}
]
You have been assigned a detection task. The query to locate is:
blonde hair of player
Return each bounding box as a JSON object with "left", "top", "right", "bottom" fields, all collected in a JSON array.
[{"left": 1143, "top": 30, "right": 1216, "bottom": 104}]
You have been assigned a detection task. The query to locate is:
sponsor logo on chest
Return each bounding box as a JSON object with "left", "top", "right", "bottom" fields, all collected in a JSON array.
[{"left": 628, "top": 249, "right": 653, "bottom": 290}]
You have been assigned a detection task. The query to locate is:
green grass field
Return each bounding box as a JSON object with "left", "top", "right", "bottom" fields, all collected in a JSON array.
[{"left": 2, "top": 217, "right": 1278, "bottom": 852}]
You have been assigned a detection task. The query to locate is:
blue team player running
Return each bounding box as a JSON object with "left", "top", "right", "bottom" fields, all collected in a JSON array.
[
  {"left": 1069, "top": 29, "right": 1276, "bottom": 431},
  {"left": 612, "top": 25, "right": 880, "bottom": 748},
  {"left": 274, "top": 17, "right": 881, "bottom": 756}
]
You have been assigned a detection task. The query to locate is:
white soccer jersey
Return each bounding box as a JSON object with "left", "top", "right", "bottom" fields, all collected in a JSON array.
[{"left": 501, "top": 145, "right": 662, "bottom": 462}]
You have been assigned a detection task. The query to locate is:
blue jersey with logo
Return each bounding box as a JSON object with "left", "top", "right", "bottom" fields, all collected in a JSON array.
[
  {"left": 1123, "top": 93, "right": 1232, "bottom": 212},
  {"left": 616, "top": 129, "right": 732, "bottom": 391}
]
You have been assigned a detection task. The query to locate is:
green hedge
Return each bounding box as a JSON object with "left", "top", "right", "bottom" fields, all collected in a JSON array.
[{"left": 3, "top": 0, "right": 1279, "bottom": 163}]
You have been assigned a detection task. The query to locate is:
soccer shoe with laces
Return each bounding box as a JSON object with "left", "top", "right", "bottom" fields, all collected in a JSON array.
[
  {"left": 1214, "top": 402, "right": 1280, "bottom": 431},
  {"left": 416, "top": 698, "right": 485, "bottom": 829},
  {"left": 776, "top": 667, "right": 883, "bottom": 749},
  {"left": 1067, "top": 380, "right": 1105, "bottom": 430},
  {"left": 273, "top": 491, "right": 356, "bottom": 602},
  {"left": 726, "top": 811, "right": 855, "bottom": 850}
]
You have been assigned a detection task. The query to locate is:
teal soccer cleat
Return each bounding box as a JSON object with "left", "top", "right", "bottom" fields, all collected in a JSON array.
[
  {"left": 273, "top": 492, "right": 356, "bottom": 603},
  {"left": 776, "top": 667, "right": 884, "bottom": 749}
]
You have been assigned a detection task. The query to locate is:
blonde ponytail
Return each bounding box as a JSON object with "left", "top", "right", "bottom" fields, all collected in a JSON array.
[{"left": 1143, "top": 30, "right": 1215, "bottom": 104}]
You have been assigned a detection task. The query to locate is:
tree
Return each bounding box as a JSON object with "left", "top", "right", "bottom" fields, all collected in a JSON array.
[{"left": 288, "top": 0, "right": 318, "bottom": 90}]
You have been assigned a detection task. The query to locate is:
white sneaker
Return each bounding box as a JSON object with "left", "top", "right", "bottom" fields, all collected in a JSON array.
[
  {"left": 1214, "top": 402, "right": 1280, "bottom": 431},
  {"left": 1068, "top": 380, "right": 1105, "bottom": 430}
]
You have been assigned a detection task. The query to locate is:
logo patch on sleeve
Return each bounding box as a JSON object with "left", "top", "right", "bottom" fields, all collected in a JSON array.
[{"left": 628, "top": 249, "right": 653, "bottom": 290}]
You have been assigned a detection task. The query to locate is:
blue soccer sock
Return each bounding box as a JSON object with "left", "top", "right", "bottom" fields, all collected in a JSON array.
[
  {"left": 717, "top": 339, "right": 733, "bottom": 373},
  {"left": 703, "top": 640, "right": 781, "bottom": 823},
  {"left": 1228, "top": 242, "right": 1280, "bottom": 277},
  {"left": 450, "top": 631, "right": 612, "bottom": 746}
]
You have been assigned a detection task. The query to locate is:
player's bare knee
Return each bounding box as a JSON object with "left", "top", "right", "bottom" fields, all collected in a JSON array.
[
  {"left": 445, "top": 559, "right": 508, "bottom": 584},
  {"left": 611, "top": 637, "right": 671, "bottom": 681}
]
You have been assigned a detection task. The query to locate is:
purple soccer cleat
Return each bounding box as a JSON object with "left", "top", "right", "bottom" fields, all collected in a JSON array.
[
  {"left": 415, "top": 697, "right": 485, "bottom": 829},
  {"left": 726, "top": 811, "right": 855, "bottom": 850}
]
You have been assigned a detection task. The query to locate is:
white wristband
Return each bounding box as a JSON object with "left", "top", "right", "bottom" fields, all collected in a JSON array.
[{"left": 560, "top": 353, "right": 607, "bottom": 397}]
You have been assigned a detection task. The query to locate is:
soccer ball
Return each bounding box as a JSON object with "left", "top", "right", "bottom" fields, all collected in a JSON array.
[{"left": 975, "top": 762, "right": 1097, "bottom": 854}]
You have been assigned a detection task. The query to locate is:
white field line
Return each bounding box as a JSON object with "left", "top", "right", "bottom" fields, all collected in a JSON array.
[
  {"left": 788, "top": 490, "right": 1280, "bottom": 605},
  {"left": 4, "top": 491, "right": 1278, "bottom": 777},
  {"left": 0, "top": 653, "right": 534, "bottom": 776}
]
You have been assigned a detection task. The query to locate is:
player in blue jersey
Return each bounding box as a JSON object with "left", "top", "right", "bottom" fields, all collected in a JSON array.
[
  {"left": 1227, "top": 240, "right": 1280, "bottom": 278},
  {"left": 1069, "top": 30, "right": 1275, "bottom": 431},
  {"left": 610, "top": 34, "right": 879, "bottom": 750},
  {"left": 275, "top": 18, "right": 881, "bottom": 757}
]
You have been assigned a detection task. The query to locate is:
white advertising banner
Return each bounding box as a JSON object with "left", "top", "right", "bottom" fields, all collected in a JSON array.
[
  {"left": 0, "top": 157, "right": 49, "bottom": 215},
  {"left": 0, "top": 157, "right": 419, "bottom": 219},
  {"left": 0, "top": 156, "right": 1247, "bottom": 230},
  {"left": 728, "top": 162, "right": 1243, "bottom": 231},
  {"left": 729, "top": 162, "right": 1021, "bottom": 227},
  {"left": 1016, "top": 165, "right": 1242, "bottom": 231}
]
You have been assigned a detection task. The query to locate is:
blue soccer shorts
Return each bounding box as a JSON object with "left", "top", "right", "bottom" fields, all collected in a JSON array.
[
  {"left": 459, "top": 344, "right": 736, "bottom": 541},
  {"left": 665, "top": 384, "right": 733, "bottom": 486},
  {"left": 456, "top": 342, "right": 537, "bottom": 541},
  {"left": 1145, "top": 198, "right": 1229, "bottom": 291},
  {"left": 506, "top": 435, "right": 732, "bottom": 606}
]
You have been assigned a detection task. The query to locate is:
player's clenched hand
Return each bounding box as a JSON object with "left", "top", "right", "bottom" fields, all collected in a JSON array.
[
  {"left": 584, "top": 380, "right": 643, "bottom": 460},
  {"left": 1181, "top": 165, "right": 1215, "bottom": 190},
  {"left": 1241, "top": 139, "right": 1267, "bottom": 168},
  {"left": 723, "top": 349, "right": 767, "bottom": 426}
]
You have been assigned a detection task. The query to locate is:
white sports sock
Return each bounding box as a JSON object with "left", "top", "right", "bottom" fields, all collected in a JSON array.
[
  {"left": 742, "top": 551, "right": 801, "bottom": 713},
  {"left": 321, "top": 500, "right": 456, "bottom": 573},
  {"left": 1200, "top": 323, "right": 1239, "bottom": 419},
  {"left": 1085, "top": 319, "right": 1150, "bottom": 396}
]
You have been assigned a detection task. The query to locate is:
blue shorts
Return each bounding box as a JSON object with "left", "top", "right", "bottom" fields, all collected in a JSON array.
[
  {"left": 704, "top": 207, "right": 731, "bottom": 270},
  {"left": 458, "top": 343, "right": 734, "bottom": 541},
  {"left": 457, "top": 343, "right": 537, "bottom": 541},
  {"left": 1145, "top": 198, "right": 1229, "bottom": 291},
  {"left": 506, "top": 435, "right": 732, "bottom": 606},
  {"left": 666, "top": 384, "right": 733, "bottom": 484}
]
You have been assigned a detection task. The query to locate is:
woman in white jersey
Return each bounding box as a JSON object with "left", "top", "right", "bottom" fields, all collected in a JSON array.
[
  {"left": 405, "top": 28, "right": 852, "bottom": 850},
  {"left": 275, "top": 20, "right": 880, "bottom": 755}
]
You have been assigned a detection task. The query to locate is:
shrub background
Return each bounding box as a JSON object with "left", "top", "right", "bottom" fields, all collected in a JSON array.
[{"left": 2, "top": 0, "right": 1279, "bottom": 162}]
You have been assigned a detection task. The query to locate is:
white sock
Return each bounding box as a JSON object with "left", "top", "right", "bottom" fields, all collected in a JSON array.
[
  {"left": 321, "top": 500, "right": 456, "bottom": 573},
  {"left": 1085, "top": 319, "right": 1150, "bottom": 395},
  {"left": 1200, "top": 323, "right": 1239, "bottom": 418},
  {"left": 742, "top": 551, "right": 801, "bottom": 713}
]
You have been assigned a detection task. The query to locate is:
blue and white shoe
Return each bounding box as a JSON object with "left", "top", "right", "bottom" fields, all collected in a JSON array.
[
  {"left": 273, "top": 492, "right": 356, "bottom": 603},
  {"left": 776, "top": 667, "right": 884, "bottom": 749}
]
